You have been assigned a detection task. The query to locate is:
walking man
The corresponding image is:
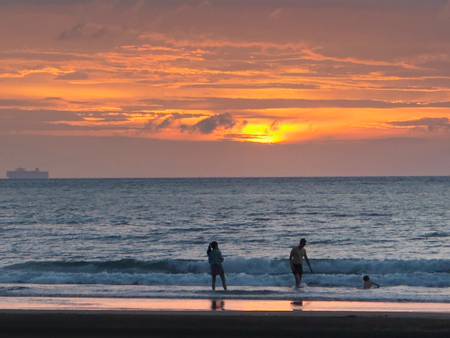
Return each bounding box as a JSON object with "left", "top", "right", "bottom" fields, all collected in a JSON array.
[{"left": 289, "top": 238, "right": 313, "bottom": 288}]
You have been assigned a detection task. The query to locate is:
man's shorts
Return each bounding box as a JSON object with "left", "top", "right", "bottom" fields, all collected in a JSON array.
[{"left": 291, "top": 263, "right": 303, "bottom": 275}]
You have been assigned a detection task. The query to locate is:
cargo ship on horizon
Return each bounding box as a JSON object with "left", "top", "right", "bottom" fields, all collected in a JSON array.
[{"left": 6, "top": 168, "right": 49, "bottom": 179}]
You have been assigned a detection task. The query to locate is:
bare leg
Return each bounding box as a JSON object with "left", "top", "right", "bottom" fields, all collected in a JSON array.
[
  {"left": 219, "top": 272, "right": 227, "bottom": 290},
  {"left": 212, "top": 275, "right": 216, "bottom": 291},
  {"left": 294, "top": 273, "right": 300, "bottom": 288},
  {"left": 298, "top": 271, "right": 304, "bottom": 288}
]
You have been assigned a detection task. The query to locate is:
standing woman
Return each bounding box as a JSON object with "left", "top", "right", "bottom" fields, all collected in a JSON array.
[{"left": 207, "top": 241, "right": 227, "bottom": 291}]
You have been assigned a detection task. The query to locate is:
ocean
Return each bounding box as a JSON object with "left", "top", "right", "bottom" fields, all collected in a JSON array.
[{"left": 0, "top": 177, "right": 449, "bottom": 302}]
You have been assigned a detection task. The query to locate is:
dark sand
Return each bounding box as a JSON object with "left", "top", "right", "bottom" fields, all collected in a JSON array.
[{"left": 2, "top": 310, "right": 450, "bottom": 338}]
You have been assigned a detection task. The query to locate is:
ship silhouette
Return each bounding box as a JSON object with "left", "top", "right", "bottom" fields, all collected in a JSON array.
[{"left": 6, "top": 168, "right": 49, "bottom": 179}]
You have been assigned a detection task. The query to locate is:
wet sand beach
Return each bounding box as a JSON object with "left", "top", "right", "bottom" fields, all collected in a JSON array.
[
  {"left": 2, "top": 310, "right": 450, "bottom": 338},
  {"left": 1, "top": 297, "right": 450, "bottom": 337}
]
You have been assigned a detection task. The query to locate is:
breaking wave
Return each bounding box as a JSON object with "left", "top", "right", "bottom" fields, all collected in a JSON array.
[{"left": 2, "top": 258, "right": 450, "bottom": 288}]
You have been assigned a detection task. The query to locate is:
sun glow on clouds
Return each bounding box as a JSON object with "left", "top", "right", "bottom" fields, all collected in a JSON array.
[
  {"left": 1, "top": 1, "right": 450, "bottom": 144},
  {"left": 236, "top": 122, "right": 306, "bottom": 144}
]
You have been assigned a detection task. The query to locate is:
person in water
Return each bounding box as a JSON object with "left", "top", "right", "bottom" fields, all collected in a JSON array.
[
  {"left": 207, "top": 241, "right": 227, "bottom": 291},
  {"left": 363, "top": 275, "right": 380, "bottom": 289},
  {"left": 289, "top": 238, "right": 313, "bottom": 288}
]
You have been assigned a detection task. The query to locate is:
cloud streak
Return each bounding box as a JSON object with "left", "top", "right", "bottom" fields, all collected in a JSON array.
[
  {"left": 181, "top": 113, "right": 237, "bottom": 134},
  {"left": 0, "top": 0, "right": 450, "bottom": 145},
  {"left": 388, "top": 117, "right": 450, "bottom": 132}
]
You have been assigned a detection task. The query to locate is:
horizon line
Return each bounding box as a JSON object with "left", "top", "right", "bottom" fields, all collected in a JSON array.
[{"left": 1, "top": 175, "right": 450, "bottom": 180}]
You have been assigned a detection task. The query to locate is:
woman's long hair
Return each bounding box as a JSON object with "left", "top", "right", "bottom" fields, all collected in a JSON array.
[{"left": 207, "top": 241, "right": 218, "bottom": 254}]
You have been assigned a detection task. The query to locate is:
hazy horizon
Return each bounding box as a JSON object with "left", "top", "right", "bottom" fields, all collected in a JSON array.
[{"left": 2, "top": 135, "right": 450, "bottom": 178}]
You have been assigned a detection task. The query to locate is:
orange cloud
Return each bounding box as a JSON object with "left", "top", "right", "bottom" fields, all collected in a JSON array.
[{"left": 1, "top": 5, "right": 450, "bottom": 144}]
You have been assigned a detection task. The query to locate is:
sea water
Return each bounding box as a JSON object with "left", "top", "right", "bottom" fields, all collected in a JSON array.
[{"left": 0, "top": 177, "right": 449, "bottom": 302}]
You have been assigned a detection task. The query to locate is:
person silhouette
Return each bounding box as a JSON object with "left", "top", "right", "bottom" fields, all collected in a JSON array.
[
  {"left": 207, "top": 241, "right": 227, "bottom": 291},
  {"left": 363, "top": 275, "right": 380, "bottom": 289},
  {"left": 289, "top": 238, "right": 313, "bottom": 288},
  {"left": 211, "top": 299, "right": 225, "bottom": 311}
]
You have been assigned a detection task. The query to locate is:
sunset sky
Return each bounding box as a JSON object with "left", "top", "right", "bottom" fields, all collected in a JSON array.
[{"left": 1, "top": 0, "right": 450, "bottom": 177}]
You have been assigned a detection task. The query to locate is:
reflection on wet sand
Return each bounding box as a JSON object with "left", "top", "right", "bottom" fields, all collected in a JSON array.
[
  {"left": 211, "top": 299, "right": 225, "bottom": 311},
  {"left": 0, "top": 297, "right": 449, "bottom": 314},
  {"left": 211, "top": 299, "right": 304, "bottom": 312},
  {"left": 291, "top": 300, "right": 303, "bottom": 311}
]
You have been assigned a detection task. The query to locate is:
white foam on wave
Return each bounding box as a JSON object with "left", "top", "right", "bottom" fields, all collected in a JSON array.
[
  {"left": 1, "top": 258, "right": 450, "bottom": 289},
  {"left": 1, "top": 270, "right": 450, "bottom": 288}
]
